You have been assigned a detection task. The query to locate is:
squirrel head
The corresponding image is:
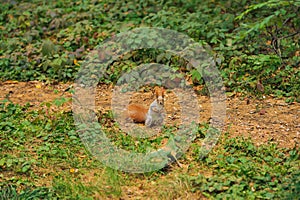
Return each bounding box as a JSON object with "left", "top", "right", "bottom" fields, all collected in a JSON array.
[{"left": 154, "top": 86, "right": 164, "bottom": 106}]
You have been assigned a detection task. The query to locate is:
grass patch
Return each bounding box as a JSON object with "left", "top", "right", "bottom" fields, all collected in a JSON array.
[
  {"left": 0, "top": 0, "right": 299, "bottom": 99},
  {"left": 0, "top": 101, "right": 299, "bottom": 199},
  {"left": 0, "top": 185, "right": 55, "bottom": 200}
]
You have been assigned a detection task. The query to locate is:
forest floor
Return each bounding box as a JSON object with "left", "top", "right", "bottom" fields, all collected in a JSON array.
[
  {"left": 1, "top": 80, "right": 299, "bottom": 199},
  {"left": 1, "top": 80, "right": 299, "bottom": 148}
]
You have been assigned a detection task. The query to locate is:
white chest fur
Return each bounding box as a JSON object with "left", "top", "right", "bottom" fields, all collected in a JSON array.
[{"left": 145, "top": 99, "right": 165, "bottom": 127}]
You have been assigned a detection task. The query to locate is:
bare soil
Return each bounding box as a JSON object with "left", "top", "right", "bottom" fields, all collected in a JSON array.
[{"left": 0, "top": 81, "right": 299, "bottom": 148}]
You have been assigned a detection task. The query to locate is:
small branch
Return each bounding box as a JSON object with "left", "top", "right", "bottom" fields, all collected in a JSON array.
[
  {"left": 282, "top": 17, "right": 291, "bottom": 26},
  {"left": 279, "top": 31, "right": 300, "bottom": 40}
]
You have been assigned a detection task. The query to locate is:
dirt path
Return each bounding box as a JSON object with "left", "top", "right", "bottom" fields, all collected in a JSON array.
[{"left": 0, "top": 81, "right": 299, "bottom": 148}]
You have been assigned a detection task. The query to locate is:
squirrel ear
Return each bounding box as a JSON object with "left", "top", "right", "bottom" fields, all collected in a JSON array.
[
  {"left": 157, "top": 87, "right": 165, "bottom": 96},
  {"left": 155, "top": 87, "right": 159, "bottom": 97},
  {"left": 153, "top": 86, "right": 164, "bottom": 97},
  {"left": 162, "top": 88, "right": 165, "bottom": 96}
]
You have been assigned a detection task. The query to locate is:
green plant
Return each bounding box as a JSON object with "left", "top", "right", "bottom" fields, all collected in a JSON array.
[
  {"left": 0, "top": 185, "right": 55, "bottom": 200},
  {"left": 190, "top": 138, "right": 300, "bottom": 199},
  {"left": 1, "top": 0, "right": 299, "bottom": 99}
]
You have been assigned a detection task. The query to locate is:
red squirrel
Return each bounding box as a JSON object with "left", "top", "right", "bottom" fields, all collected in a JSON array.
[{"left": 127, "top": 87, "right": 165, "bottom": 127}]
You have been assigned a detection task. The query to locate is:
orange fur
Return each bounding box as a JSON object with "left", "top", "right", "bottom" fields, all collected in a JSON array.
[
  {"left": 127, "top": 87, "right": 165, "bottom": 125},
  {"left": 127, "top": 104, "right": 148, "bottom": 123}
]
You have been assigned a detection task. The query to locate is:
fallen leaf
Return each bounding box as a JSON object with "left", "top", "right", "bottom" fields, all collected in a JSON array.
[
  {"left": 69, "top": 168, "right": 79, "bottom": 173},
  {"left": 259, "top": 109, "right": 266, "bottom": 115},
  {"left": 36, "top": 84, "right": 42, "bottom": 89},
  {"left": 256, "top": 81, "right": 264, "bottom": 93},
  {"left": 74, "top": 59, "right": 80, "bottom": 66},
  {"left": 5, "top": 80, "right": 18, "bottom": 84}
]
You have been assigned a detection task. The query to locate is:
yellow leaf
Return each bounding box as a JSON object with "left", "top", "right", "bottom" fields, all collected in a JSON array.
[
  {"left": 36, "top": 84, "right": 42, "bottom": 89},
  {"left": 69, "top": 168, "right": 79, "bottom": 173},
  {"left": 25, "top": 21, "right": 31, "bottom": 27},
  {"left": 74, "top": 59, "right": 80, "bottom": 66}
]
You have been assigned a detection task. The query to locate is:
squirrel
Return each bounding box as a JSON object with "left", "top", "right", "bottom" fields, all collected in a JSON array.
[{"left": 127, "top": 87, "right": 165, "bottom": 127}]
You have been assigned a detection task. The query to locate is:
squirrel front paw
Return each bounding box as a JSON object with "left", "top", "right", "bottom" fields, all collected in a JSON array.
[
  {"left": 145, "top": 117, "right": 164, "bottom": 128},
  {"left": 145, "top": 117, "right": 152, "bottom": 127}
]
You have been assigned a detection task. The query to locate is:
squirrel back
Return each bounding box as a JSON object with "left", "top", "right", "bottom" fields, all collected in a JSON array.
[{"left": 127, "top": 104, "right": 148, "bottom": 123}]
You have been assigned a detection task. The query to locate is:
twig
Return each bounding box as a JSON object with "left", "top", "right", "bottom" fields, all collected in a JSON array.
[{"left": 278, "top": 31, "right": 300, "bottom": 40}]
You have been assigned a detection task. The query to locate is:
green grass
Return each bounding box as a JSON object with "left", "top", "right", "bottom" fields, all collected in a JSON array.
[
  {"left": 0, "top": 185, "right": 55, "bottom": 200},
  {"left": 0, "top": 0, "right": 299, "bottom": 198},
  {"left": 0, "top": 101, "right": 299, "bottom": 199},
  {"left": 0, "top": 0, "right": 299, "bottom": 99},
  {"left": 191, "top": 137, "right": 300, "bottom": 199}
]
